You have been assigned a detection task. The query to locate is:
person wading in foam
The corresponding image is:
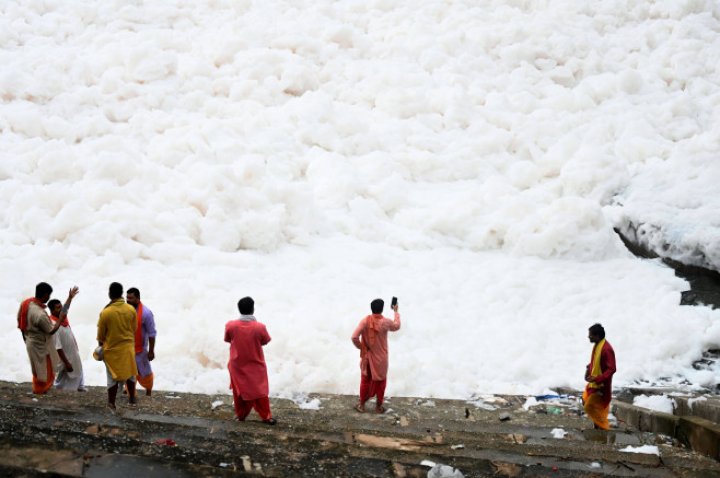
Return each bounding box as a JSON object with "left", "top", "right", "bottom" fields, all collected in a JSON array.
[
  {"left": 351, "top": 298, "right": 401, "bottom": 414},
  {"left": 126, "top": 287, "right": 157, "bottom": 396},
  {"left": 583, "top": 323, "right": 616, "bottom": 430}
]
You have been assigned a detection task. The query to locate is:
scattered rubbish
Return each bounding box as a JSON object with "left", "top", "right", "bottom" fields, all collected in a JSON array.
[
  {"left": 550, "top": 428, "right": 567, "bottom": 439},
  {"left": 286, "top": 393, "right": 322, "bottom": 410},
  {"left": 498, "top": 412, "right": 511, "bottom": 421},
  {"left": 211, "top": 400, "right": 224, "bottom": 410},
  {"left": 505, "top": 433, "right": 527, "bottom": 444},
  {"left": 450, "top": 444, "right": 464, "bottom": 450},
  {"left": 466, "top": 398, "right": 497, "bottom": 411},
  {"left": 420, "top": 460, "right": 436, "bottom": 467},
  {"left": 165, "top": 395, "right": 181, "bottom": 399},
  {"left": 464, "top": 408, "right": 470, "bottom": 418},
  {"left": 589, "top": 462, "right": 601, "bottom": 468},
  {"left": 219, "top": 462, "right": 230, "bottom": 468},
  {"left": 546, "top": 406, "right": 562, "bottom": 415},
  {"left": 154, "top": 438, "right": 177, "bottom": 446},
  {"left": 241, "top": 455, "right": 252, "bottom": 472},
  {"left": 620, "top": 445, "right": 660, "bottom": 456},
  {"left": 31, "top": 398, "right": 38, "bottom": 402},
  {"left": 427, "top": 463, "right": 464, "bottom": 478},
  {"left": 535, "top": 394, "right": 567, "bottom": 401},
  {"left": 522, "top": 397, "right": 538, "bottom": 410}
]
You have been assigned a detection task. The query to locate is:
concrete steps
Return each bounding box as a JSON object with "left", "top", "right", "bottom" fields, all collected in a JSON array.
[{"left": 1, "top": 381, "right": 719, "bottom": 477}]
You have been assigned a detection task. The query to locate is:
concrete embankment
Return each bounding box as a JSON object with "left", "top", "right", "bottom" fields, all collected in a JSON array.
[{"left": 1, "top": 381, "right": 719, "bottom": 477}]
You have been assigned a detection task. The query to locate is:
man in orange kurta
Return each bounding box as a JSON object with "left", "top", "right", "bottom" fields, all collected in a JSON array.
[
  {"left": 224, "top": 296, "right": 276, "bottom": 424},
  {"left": 351, "top": 298, "right": 401, "bottom": 414},
  {"left": 583, "top": 323, "right": 616, "bottom": 430},
  {"left": 97, "top": 282, "right": 138, "bottom": 411}
]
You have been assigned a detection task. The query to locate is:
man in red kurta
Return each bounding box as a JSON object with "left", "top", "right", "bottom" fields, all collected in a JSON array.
[
  {"left": 351, "top": 298, "right": 401, "bottom": 414},
  {"left": 224, "top": 296, "right": 276, "bottom": 425},
  {"left": 583, "top": 323, "right": 616, "bottom": 430}
]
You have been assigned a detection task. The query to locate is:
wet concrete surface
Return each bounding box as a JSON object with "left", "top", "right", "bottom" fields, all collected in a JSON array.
[{"left": 1, "top": 381, "right": 719, "bottom": 477}]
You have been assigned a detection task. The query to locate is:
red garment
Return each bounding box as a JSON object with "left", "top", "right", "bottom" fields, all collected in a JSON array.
[
  {"left": 351, "top": 312, "right": 401, "bottom": 381},
  {"left": 360, "top": 362, "right": 387, "bottom": 405},
  {"left": 18, "top": 298, "right": 45, "bottom": 331},
  {"left": 134, "top": 302, "right": 144, "bottom": 354},
  {"left": 232, "top": 393, "right": 272, "bottom": 421},
  {"left": 224, "top": 319, "right": 271, "bottom": 401},
  {"left": 50, "top": 314, "right": 69, "bottom": 328},
  {"left": 584, "top": 340, "right": 616, "bottom": 406},
  {"left": 32, "top": 356, "right": 55, "bottom": 395}
]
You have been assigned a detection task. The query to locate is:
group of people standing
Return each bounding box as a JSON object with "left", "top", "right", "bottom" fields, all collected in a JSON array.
[
  {"left": 17, "top": 282, "right": 157, "bottom": 411},
  {"left": 17, "top": 281, "right": 615, "bottom": 432}
]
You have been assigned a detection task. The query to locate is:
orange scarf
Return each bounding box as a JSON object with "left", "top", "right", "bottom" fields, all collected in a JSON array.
[
  {"left": 17, "top": 298, "right": 45, "bottom": 331},
  {"left": 50, "top": 314, "right": 69, "bottom": 327},
  {"left": 360, "top": 314, "right": 383, "bottom": 358},
  {"left": 134, "top": 302, "right": 144, "bottom": 354}
]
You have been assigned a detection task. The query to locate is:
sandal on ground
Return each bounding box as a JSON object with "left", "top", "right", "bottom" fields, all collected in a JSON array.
[
  {"left": 354, "top": 403, "right": 366, "bottom": 413},
  {"left": 263, "top": 418, "right": 277, "bottom": 425},
  {"left": 375, "top": 405, "right": 385, "bottom": 414}
]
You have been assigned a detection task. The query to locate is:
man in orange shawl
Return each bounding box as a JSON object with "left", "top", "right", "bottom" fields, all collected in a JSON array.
[
  {"left": 97, "top": 282, "right": 138, "bottom": 412},
  {"left": 351, "top": 298, "right": 401, "bottom": 414},
  {"left": 583, "top": 323, "right": 616, "bottom": 430},
  {"left": 126, "top": 287, "right": 157, "bottom": 396},
  {"left": 17, "top": 282, "right": 64, "bottom": 394}
]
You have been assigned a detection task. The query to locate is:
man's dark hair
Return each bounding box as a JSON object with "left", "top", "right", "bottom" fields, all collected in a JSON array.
[
  {"left": 47, "top": 299, "right": 61, "bottom": 312},
  {"left": 589, "top": 323, "right": 605, "bottom": 339},
  {"left": 35, "top": 282, "right": 53, "bottom": 299},
  {"left": 127, "top": 287, "right": 140, "bottom": 298},
  {"left": 238, "top": 296, "right": 254, "bottom": 315},
  {"left": 371, "top": 299, "right": 384, "bottom": 314},
  {"left": 109, "top": 282, "right": 124, "bottom": 299}
]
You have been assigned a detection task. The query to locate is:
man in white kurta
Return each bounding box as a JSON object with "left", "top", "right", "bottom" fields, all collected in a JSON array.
[{"left": 48, "top": 287, "right": 84, "bottom": 391}]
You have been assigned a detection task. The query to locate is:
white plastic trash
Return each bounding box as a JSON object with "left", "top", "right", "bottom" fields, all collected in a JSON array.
[{"left": 427, "top": 463, "right": 464, "bottom": 478}]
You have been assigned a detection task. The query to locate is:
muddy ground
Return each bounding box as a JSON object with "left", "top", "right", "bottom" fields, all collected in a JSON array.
[{"left": 1, "top": 381, "right": 718, "bottom": 477}]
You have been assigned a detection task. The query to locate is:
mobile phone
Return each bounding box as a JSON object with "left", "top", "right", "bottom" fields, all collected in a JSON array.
[{"left": 391, "top": 297, "right": 398, "bottom": 307}]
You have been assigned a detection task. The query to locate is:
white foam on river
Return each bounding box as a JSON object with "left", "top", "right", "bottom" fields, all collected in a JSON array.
[{"left": 1, "top": 1, "right": 719, "bottom": 398}]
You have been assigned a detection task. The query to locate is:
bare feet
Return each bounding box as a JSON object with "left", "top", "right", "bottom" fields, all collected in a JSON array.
[
  {"left": 375, "top": 405, "right": 385, "bottom": 414},
  {"left": 354, "top": 402, "right": 366, "bottom": 413}
]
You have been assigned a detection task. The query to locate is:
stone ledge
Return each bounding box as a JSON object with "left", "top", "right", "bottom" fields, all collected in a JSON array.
[
  {"left": 613, "top": 401, "right": 720, "bottom": 461},
  {"left": 612, "top": 401, "right": 679, "bottom": 437}
]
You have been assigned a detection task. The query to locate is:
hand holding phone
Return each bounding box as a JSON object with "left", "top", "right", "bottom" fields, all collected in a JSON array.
[{"left": 391, "top": 296, "right": 398, "bottom": 310}]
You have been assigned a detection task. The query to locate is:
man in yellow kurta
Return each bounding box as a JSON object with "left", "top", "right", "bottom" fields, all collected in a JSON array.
[{"left": 97, "top": 282, "right": 138, "bottom": 411}]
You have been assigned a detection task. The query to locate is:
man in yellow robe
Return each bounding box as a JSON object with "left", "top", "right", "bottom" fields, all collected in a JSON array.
[
  {"left": 583, "top": 323, "right": 616, "bottom": 430},
  {"left": 97, "top": 282, "right": 138, "bottom": 411}
]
